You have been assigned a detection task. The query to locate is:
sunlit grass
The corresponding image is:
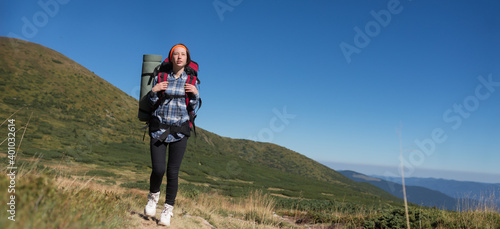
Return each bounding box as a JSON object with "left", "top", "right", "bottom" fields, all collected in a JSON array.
[
  {"left": 1, "top": 156, "right": 499, "bottom": 229},
  {"left": 0, "top": 161, "right": 140, "bottom": 229},
  {"left": 0, "top": 158, "right": 299, "bottom": 228}
]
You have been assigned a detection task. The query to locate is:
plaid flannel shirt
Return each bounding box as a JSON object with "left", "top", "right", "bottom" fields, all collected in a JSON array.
[{"left": 150, "top": 71, "right": 200, "bottom": 143}]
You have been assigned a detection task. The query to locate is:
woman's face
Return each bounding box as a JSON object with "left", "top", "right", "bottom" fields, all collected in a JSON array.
[{"left": 171, "top": 47, "right": 187, "bottom": 68}]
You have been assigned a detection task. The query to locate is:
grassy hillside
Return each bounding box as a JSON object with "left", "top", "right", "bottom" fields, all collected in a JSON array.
[
  {"left": 0, "top": 36, "right": 400, "bottom": 205},
  {"left": 0, "top": 37, "right": 144, "bottom": 160}
]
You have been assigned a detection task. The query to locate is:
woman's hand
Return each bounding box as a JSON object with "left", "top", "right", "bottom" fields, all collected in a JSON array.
[
  {"left": 185, "top": 83, "right": 198, "bottom": 95},
  {"left": 152, "top": 81, "right": 168, "bottom": 93}
]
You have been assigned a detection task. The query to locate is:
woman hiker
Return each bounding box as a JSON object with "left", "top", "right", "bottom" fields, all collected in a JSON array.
[{"left": 143, "top": 44, "right": 200, "bottom": 226}]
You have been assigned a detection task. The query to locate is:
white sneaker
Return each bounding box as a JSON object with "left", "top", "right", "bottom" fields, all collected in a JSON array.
[
  {"left": 144, "top": 191, "right": 160, "bottom": 217},
  {"left": 158, "top": 203, "right": 174, "bottom": 226}
]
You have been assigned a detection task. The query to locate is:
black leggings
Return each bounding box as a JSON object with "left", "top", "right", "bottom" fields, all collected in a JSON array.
[{"left": 149, "top": 137, "right": 188, "bottom": 206}]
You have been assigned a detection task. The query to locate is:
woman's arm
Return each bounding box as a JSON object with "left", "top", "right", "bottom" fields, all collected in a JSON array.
[{"left": 149, "top": 77, "right": 160, "bottom": 103}]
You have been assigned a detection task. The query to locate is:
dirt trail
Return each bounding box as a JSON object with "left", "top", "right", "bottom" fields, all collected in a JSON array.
[{"left": 128, "top": 209, "right": 214, "bottom": 229}]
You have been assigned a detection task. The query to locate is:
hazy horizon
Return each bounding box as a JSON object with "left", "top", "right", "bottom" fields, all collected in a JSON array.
[{"left": 321, "top": 161, "right": 500, "bottom": 184}]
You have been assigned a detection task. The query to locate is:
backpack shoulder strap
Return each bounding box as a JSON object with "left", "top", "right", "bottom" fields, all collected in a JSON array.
[{"left": 185, "top": 74, "right": 201, "bottom": 136}]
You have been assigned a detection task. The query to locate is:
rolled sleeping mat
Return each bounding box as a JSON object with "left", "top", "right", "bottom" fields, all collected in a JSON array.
[{"left": 138, "top": 54, "right": 162, "bottom": 121}]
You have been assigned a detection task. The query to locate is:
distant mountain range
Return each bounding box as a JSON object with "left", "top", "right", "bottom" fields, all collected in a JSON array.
[
  {"left": 340, "top": 170, "right": 500, "bottom": 211},
  {"left": 339, "top": 170, "right": 458, "bottom": 210},
  {"left": 373, "top": 175, "right": 500, "bottom": 211}
]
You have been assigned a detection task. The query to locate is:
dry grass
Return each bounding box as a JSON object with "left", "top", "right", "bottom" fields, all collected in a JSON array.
[
  {"left": 0, "top": 156, "right": 302, "bottom": 229},
  {"left": 2, "top": 155, "right": 499, "bottom": 229},
  {"left": 453, "top": 192, "right": 500, "bottom": 229},
  {"left": 457, "top": 192, "right": 499, "bottom": 213},
  {"left": 175, "top": 189, "right": 292, "bottom": 228}
]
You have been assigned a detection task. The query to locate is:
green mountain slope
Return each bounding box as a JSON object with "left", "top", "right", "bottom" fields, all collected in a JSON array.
[{"left": 0, "top": 37, "right": 402, "bottom": 207}]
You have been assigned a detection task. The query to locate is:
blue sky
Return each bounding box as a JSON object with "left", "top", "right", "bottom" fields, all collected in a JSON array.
[{"left": 2, "top": 0, "right": 499, "bottom": 183}]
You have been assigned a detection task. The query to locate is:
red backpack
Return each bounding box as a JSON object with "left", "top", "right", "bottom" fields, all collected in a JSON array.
[{"left": 153, "top": 58, "right": 201, "bottom": 135}]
